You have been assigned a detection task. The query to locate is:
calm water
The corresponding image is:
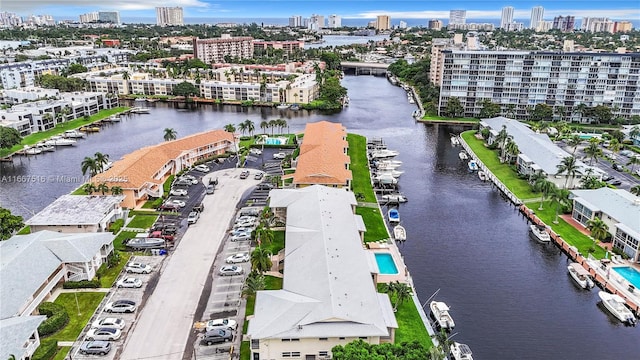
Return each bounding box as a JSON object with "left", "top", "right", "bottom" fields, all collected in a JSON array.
[{"left": 1, "top": 76, "right": 639, "bottom": 358}]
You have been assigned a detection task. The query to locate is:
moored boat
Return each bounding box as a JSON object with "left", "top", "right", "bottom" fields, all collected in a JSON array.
[
  {"left": 529, "top": 224, "right": 551, "bottom": 243},
  {"left": 388, "top": 208, "right": 400, "bottom": 223},
  {"left": 467, "top": 160, "right": 478, "bottom": 171},
  {"left": 79, "top": 126, "right": 100, "bottom": 133},
  {"left": 393, "top": 225, "right": 406, "bottom": 241},
  {"left": 290, "top": 104, "right": 300, "bottom": 111},
  {"left": 458, "top": 151, "right": 469, "bottom": 160},
  {"left": 430, "top": 301, "right": 455, "bottom": 330},
  {"left": 126, "top": 237, "right": 165, "bottom": 249},
  {"left": 450, "top": 136, "right": 461, "bottom": 146},
  {"left": 23, "top": 146, "right": 42, "bottom": 155},
  {"left": 63, "top": 130, "right": 86, "bottom": 138},
  {"left": 478, "top": 170, "right": 487, "bottom": 181},
  {"left": 375, "top": 169, "right": 404, "bottom": 178},
  {"left": 381, "top": 193, "right": 407, "bottom": 203},
  {"left": 44, "top": 136, "right": 76, "bottom": 146},
  {"left": 598, "top": 291, "right": 636, "bottom": 326},
  {"left": 450, "top": 342, "right": 474, "bottom": 360},
  {"left": 568, "top": 263, "right": 594, "bottom": 289},
  {"left": 276, "top": 104, "right": 290, "bottom": 109},
  {"left": 369, "top": 149, "right": 399, "bottom": 159},
  {"left": 374, "top": 174, "right": 398, "bottom": 185},
  {"left": 130, "top": 107, "right": 151, "bottom": 114}
]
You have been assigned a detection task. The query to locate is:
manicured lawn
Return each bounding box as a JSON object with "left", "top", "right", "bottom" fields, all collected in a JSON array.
[
  {"left": 461, "top": 131, "right": 538, "bottom": 200},
  {"left": 421, "top": 115, "right": 478, "bottom": 123},
  {"left": 347, "top": 133, "right": 377, "bottom": 203},
  {"left": 99, "top": 253, "right": 132, "bottom": 287},
  {"left": 52, "top": 346, "right": 71, "bottom": 360},
  {"left": 51, "top": 292, "right": 106, "bottom": 341},
  {"left": 126, "top": 215, "right": 158, "bottom": 229},
  {"left": 163, "top": 175, "right": 175, "bottom": 194},
  {"left": 533, "top": 201, "right": 606, "bottom": 259},
  {"left": 264, "top": 230, "right": 285, "bottom": 254},
  {"left": 356, "top": 207, "right": 389, "bottom": 242},
  {"left": 394, "top": 296, "right": 433, "bottom": 348},
  {"left": 113, "top": 231, "right": 137, "bottom": 251},
  {"left": 244, "top": 275, "right": 282, "bottom": 318},
  {"left": 0, "top": 107, "right": 128, "bottom": 158},
  {"left": 240, "top": 341, "right": 250, "bottom": 360},
  {"left": 18, "top": 226, "right": 31, "bottom": 234}
]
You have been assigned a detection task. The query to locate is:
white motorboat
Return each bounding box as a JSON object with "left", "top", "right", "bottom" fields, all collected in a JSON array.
[
  {"left": 134, "top": 97, "right": 147, "bottom": 102},
  {"left": 369, "top": 149, "right": 399, "bottom": 159},
  {"left": 23, "top": 146, "right": 42, "bottom": 155},
  {"left": 35, "top": 142, "right": 55, "bottom": 152},
  {"left": 430, "top": 301, "right": 455, "bottom": 330},
  {"left": 276, "top": 104, "right": 290, "bottom": 109},
  {"left": 126, "top": 237, "right": 165, "bottom": 249},
  {"left": 375, "top": 163, "right": 401, "bottom": 171},
  {"left": 375, "top": 169, "right": 404, "bottom": 178},
  {"left": 568, "top": 263, "right": 595, "bottom": 289},
  {"left": 450, "top": 342, "right": 474, "bottom": 360},
  {"left": 393, "top": 225, "right": 406, "bottom": 241},
  {"left": 104, "top": 115, "right": 121, "bottom": 122},
  {"left": 529, "top": 224, "right": 551, "bottom": 243},
  {"left": 598, "top": 291, "right": 636, "bottom": 326},
  {"left": 63, "top": 130, "right": 86, "bottom": 138},
  {"left": 451, "top": 136, "right": 461, "bottom": 146},
  {"left": 44, "top": 136, "right": 76, "bottom": 146},
  {"left": 467, "top": 160, "right": 478, "bottom": 171},
  {"left": 478, "top": 171, "right": 487, "bottom": 181},
  {"left": 130, "top": 107, "right": 151, "bottom": 114},
  {"left": 458, "top": 151, "right": 469, "bottom": 160},
  {"left": 381, "top": 193, "right": 408, "bottom": 203},
  {"left": 374, "top": 174, "right": 398, "bottom": 185},
  {"left": 388, "top": 208, "right": 400, "bottom": 223}
]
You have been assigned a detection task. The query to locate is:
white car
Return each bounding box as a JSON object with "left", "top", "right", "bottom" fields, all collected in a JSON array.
[
  {"left": 194, "top": 164, "right": 210, "bottom": 172},
  {"left": 166, "top": 199, "right": 186, "bottom": 208},
  {"left": 116, "top": 277, "right": 142, "bottom": 288},
  {"left": 92, "top": 318, "right": 126, "bottom": 330},
  {"left": 273, "top": 152, "right": 286, "bottom": 159},
  {"left": 219, "top": 265, "right": 244, "bottom": 276},
  {"left": 86, "top": 327, "right": 122, "bottom": 341},
  {"left": 170, "top": 188, "right": 188, "bottom": 196},
  {"left": 205, "top": 318, "right": 238, "bottom": 332},
  {"left": 225, "top": 253, "right": 250, "bottom": 264},
  {"left": 187, "top": 211, "right": 200, "bottom": 225},
  {"left": 104, "top": 300, "right": 137, "bottom": 313},
  {"left": 231, "top": 233, "right": 252, "bottom": 242},
  {"left": 230, "top": 227, "right": 253, "bottom": 236},
  {"left": 125, "top": 262, "right": 152, "bottom": 274},
  {"left": 234, "top": 219, "right": 256, "bottom": 228},
  {"left": 179, "top": 175, "right": 198, "bottom": 184},
  {"left": 249, "top": 148, "right": 262, "bottom": 155}
]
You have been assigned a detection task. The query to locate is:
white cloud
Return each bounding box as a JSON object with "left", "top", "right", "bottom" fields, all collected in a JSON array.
[
  {"left": 2, "top": 0, "right": 209, "bottom": 13},
  {"left": 350, "top": 8, "right": 639, "bottom": 20}
]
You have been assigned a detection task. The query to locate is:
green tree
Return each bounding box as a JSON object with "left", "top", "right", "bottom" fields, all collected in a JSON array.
[
  {"left": 630, "top": 185, "right": 640, "bottom": 196},
  {"left": 629, "top": 126, "right": 640, "bottom": 143},
  {"left": 566, "top": 135, "right": 582, "bottom": 154},
  {"left": 96, "top": 182, "right": 110, "bottom": 195},
  {"left": 238, "top": 121, "right": 248, "bottom": 136},
  {"left": 172, "top": 81, "right": 200, "bottom": 98},
  {"left": 67, "top": 63, "right": 88, "bottom": 75},
  {"left": 392, "top": 282, "right": 412, "bottom": 311},
  {"left": 110, "top": 186, "right": 123, "bottom": 195},
  {"left": 445, "top": 97, "right": 464, "bottom": 118},
  {"left": 255, "top": 226, "right": 274, "bottom": 245},
  {"left": 250, "top": 246, "right": 272, "bottom": 274},
  {"left": 549, "top": 187, "right": 571, "bottom": 224},
  {"left": 242, "top": 271, "right": 266, "bottom": 297},
  {"left": 534, "top": 178, "right": 556, "bottom": 210},
  {"left": 586, "top": 217, "right": 609, "bottom": 252},
  {"left": 556, "top": 155, "right": 579, "bottom": 189},
  {"left": 320, "top": 53, "right": 341, "bottom": 70},
  {"left": 0, "top": 207, "right": 24, "bottom": 240},
  {"left": 583, "top": 142, "right": 602, "bottom": 165},
  {"left": 163, "top": 128, "right": 177, "bottom": 141},
  {"left": 592, "top": 105, "right": 613, "bottom": 124},
  {"left": 224, "top": 124, "right": 236, "bottom": 133},
  {"left": 530, "top": 103, "right": 553, "bottom": 122},
  {"left": 504, "top": 140, "right": 519, "bottom": 164},
  {"left": 627, "top": 156, "right": 640, "bottom": 174},
  {"left": 260, "top": 121, "right": 269, "bottom": 134},
  {"left": 478, "top": 99, "right": 500, "bottom": 119},
  {"left": 0, "top": 126, "right": 22, "bottom": 149},
  {"left": 82, "top": 182, "right": 97, "bottom": 195},
  {"left": 94, "top": 152, "right": 110, "bottom": 172},
  {"left": 81, "top": 156, "right": 99, "bottom": 177},
  {"left": 243, "top": 119, "right": 255, "bottom": 137}
]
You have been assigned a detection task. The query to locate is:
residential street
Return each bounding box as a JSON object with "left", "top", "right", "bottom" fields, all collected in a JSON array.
[{"left": 119, "top": 168, "right": 261, "bottom": 360}]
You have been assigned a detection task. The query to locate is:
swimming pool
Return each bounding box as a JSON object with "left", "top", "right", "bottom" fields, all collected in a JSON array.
[
  {"left": 265, "top": 137, "right": 288, "bottom": 145},
  {"left": 613, "top": 266, "right": 640, "bottom": 289},
  {"left": 375, "top": 253, "right": 398, "bottom": 275}
]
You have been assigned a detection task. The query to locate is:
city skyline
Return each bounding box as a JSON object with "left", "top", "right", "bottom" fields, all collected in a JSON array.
[{"left": 2, "top": 1, "right": 639, "bottom": 21}]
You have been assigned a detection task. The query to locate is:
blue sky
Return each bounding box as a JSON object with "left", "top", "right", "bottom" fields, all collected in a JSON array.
[{"left": 3, "top": 0, "right": 639, "bottom": 20}]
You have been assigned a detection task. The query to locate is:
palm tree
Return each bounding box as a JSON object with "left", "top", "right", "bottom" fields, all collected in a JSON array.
[
  {"left": 392, "top": 282, "right": 413, "bottom": 311},
  {"left": 627, "top": 156, "right": 640, "bottom": 174},
  {"left": 609, "top": 138, "right": 621, "bottom": 153},
  {"left": 504, "top": 140, "right": 519, "bottom": 164},
  {"left": 81, "top": 156, "right": 99, "bottom": 177},
  {"left": 255, "top": 226, "right": 274, "bottom": 245},
  {"left": 586, "top": 217, "right": 609, "bottom": 253},
  {"left": 260, "top": 121, "right": 269, "bottom": 135},
  {"left": 566, "top": 135, "right": 582, "bottom": 154},
  {"left": 549, "top": 187, "right": 571, "bottom": 224},
  {"left": 556, "top": 155, "right": 579, "bottom": 189},
  {"left": 111, "top": 186, "right": 123, "bottom": 195},
  {"left": 250, "top": 246, "right": 273, "bottom": 274},
  {"left": 94, "top": 152, "right": 110, "bottom": 172},
  {"left": 630, "top": 185, "right": 640, "bottom": 196},
  {"left": 163, "top": 128, "right": 177, "bottom": 141},
  {"left": 583, "top": 142, "right": 602, "bottom": 165},
  {"left": 224, "top": 124, "right": 236, "bottom": 133},
  {"left": 242, "top": 271, "right": 266, "bottom": 297},
  {"left": 82, "top": 182, "right": 97, "bottom": 194},
  {"left": 243, "top": 119, "right": 255, "bottom": 137},
  {"left": 505, "top": 104, "right": 516, "bottom": 118},
  {"left": 96, "top": 182, "right": 110, "bottom": 195},
  {"left": 629, "top": 126, "right": 640, "bottom": 143},
  {"left": 238, "top": 122, "right": 248, "bottom": 136},
  {"left": 494, "top": 125, "right": 509, "bottom": 162},
  {"left": 534, "top": 178, "right": 556, "bottom": 210}
]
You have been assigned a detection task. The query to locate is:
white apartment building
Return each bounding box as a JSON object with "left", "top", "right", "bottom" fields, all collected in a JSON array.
[
  {"left": 530, "top": 6, "right": 544, "bottom": 29},
  {"left": 327, "top": 14, "right": 341, "bottom": 28},
  {"left": 193, "top": 35, "right": 254, "bottom": 64},
  {"left": 289, "top": 15, "right": 302, "bottom": 28},
  {"left": 437, "top": 50, "right": 640, "bottom": 122},
  {"left": 501, "top": 6, "right": 514, "bottom": 29},
  {"left": 79, "top": 12, "right": 99, "bottom": 23},
  {"left": 449, "top": 10, "right": 466, "bottom": 26},
  {"left": 156, "top": 7, "right": 184, "bottom": 26}
]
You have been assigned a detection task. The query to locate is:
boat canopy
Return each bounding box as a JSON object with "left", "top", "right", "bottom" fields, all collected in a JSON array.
[
  {"left": 458, "top": 344, "right": 473, "bottom": 355},
  {"left": 569, "top": 263, "right": 591, "bottom": 277}
]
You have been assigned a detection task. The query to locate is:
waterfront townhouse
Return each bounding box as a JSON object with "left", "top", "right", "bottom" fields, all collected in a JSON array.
[
  {"left": 286, "top": 121, "right": 352, "bottom": 188},
  {"left": 253, "top": 40, "right": 304, "bottom": 56},
  {"left": 90, "top": 130, "right": 235, "bottom": 208},
  {"left": 0, "top": 231, "right": 115, "bottom": 360},
  {"left": 26, "top": 195, "right": 125, "bottom": 233},
  {"left": 437, "top": 51, "right": 640, "bottom": 122},
  {"left": 570, "top": 188, "right": 640, "bottom": 262},
  {"left": 193, "top": 35, "right": 254, "bottom": 64},
  {"left": 480, "top": 117, "right": 603, "bottom": 188},
  {"left": 247, "top": 186, "right": 398, "bottom": 360}
]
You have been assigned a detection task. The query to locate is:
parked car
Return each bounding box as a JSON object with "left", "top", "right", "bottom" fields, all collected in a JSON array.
[
  {"left": 194, "top": 164, "right": 210, "bottom": 172},
  {"left": 612, "top": 163, "right": 625, "bottom": 171},
  {"left": 125, "top": 262, "right": 152, "bottom": 274},
  {"left": 273, "top": 152, "right": 286, "bottom": 159},
  {"left": 254, "top": 172, "right": 264, "bottom": 180},
  {"left": 104, "top": 300, "right": 137, "bottom": 313},
  {"left": 79, "top": 341, "right": 112, "bottom": 355},
  {"left": 170, "top": 188, "right": 188, "bottom": 196},
  {"left": 602, "top": 174, "right": 614, "bottom": 181},
  {"left": 619, "top": 150, "right": 633, "bottom": 157},
  {"left": 231, "top": 233, "right": 252, "bottom": 242},
  {"left": 234, "top": 219, "right": 256, "bottom": 228},
  {"left": 187, "top": 211, "right": 200, "bottom": 225},
  {"left": 203, "top": 329, "right": 233, "bottom": 345},
  {"left": 166, "top": 199, "right": 186, "bottom": 208},
  {"left": 149, "top": 231, "right": 174, "bottom": 241},
  {"left": 193, "top": 203, "right": 205, "bottom": 212},
  {"left": 86, "top": 327, "right": 122, "bottom": 341},
  {"left": 151, "top": 223, "right": 178, "bottom": 234},
  {"left": 239, "top": 170, "right": 250, "bottom": 179},
  {"left": 116, "top": 277, "right": 142, "bottom": 288},
  {"left": 92, "top": 318, "right": 125, "bottom": 330},
  {"left": 249, "top": 148, "right": 262, "bottom": 155},
  {"left": 179, "top": 175, "right": 198, "bottom": 184},
  {"left": 206, "top": 185, "right": 215, "bottom": 194},
  {"left": 157, "top": 203, "right": 180, "bottom": 212},
  {"left": 205, "top": 318, "right": 238, "bottom": 332},
  {"left": 230, "top": 227, "right": 253, "bottom": 236},
  {"left": 606, "top": 178, "right": 622, "bottom": 186},
  {"left": 256, "top": 183, "right": 274, "bottom": 190},
  {"left": 225, "top": 253, "right": 250, "bottom": 264},
  {"left": 172, "top": 179, "right": 194, "bottom": 187},
  {"left": 219, "top": 265, "right": 244, "bottom": 276}
]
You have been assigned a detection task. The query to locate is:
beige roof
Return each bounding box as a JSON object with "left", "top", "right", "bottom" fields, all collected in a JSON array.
[
  {"left": 91, "top": 130, "right": 234, "bottom": 189},
  {"left": 292, "top": 121, "right": 352, "bottom": 186}
]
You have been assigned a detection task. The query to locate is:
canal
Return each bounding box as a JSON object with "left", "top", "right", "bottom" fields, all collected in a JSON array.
[{"left": 1, "top": 76, "right": 639, "bottom": 358}]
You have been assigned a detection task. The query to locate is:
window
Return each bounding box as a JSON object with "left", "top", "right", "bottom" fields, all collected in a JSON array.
[
  {"left": 319, "top": 338, "right": 328, "bottom": 341},
  {"left": 319, "top": 351, "right": 329, "bottom": 357}
]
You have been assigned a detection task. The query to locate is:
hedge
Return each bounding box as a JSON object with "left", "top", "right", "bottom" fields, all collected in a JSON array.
[
  {"left": 62, "top": 279, "right": 101, "bottom": 289},
  {"left": 32, "top": 338, "right": 58, "bottom": 360},
  {"left": 37, "top": 302, "right": 69, "bottom": 336}
]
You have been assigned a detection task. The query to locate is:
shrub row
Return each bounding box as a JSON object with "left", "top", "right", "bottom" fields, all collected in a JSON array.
[
  {"left": 32, "top": 338, "right": 58, "bottom": 360},
  {"left": 37, "top": 302, "right": 69, "bottom": 336},
  {"left": 62, "top": 279, "right": 101, "bottom": 289}
]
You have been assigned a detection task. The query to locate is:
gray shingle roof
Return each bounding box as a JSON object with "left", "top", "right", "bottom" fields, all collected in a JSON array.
[
  {"left": 0, "top": 231, "right": 114, "bottom": 319},
  {"left": 26, "top": 195, "right": 124, "bottom": 226},
  {"left": 249, "top": 186, "right": 396, "bottom": 339},
  {"left": 0, "top": 316, "right": 46, "bottom": 360},
  {"left": 571, "top": 188, "right": 640, "bottom": 239}
]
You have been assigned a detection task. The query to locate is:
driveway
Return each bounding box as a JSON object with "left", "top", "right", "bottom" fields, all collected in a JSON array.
[{"left": 119, "top": 168, "right": 262, "bottom": 360}]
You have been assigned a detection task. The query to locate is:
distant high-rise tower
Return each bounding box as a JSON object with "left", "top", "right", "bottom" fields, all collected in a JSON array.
[
  {"left": 449, "top": 10, "right": 466, "bottom": 26},
  {"left": 309, "top": 14, "right": 324, "bottom": 30},
  {"left": 399, "top": 20, "right": 407, "bottom": 29},
  {"left": 376, "top": 15, "right": 391, "bottom": 30},
  {"left": 501, "top": 7, "right": 514, "bottom": 29},
  {"left": 98, "top": 11, "right": 120, "bottom": 25},
  {"left": 429, "top": 19, "right": 443, "bottom": 30},
  {"left": 327, "top": 14, "right": 341, "bottom": 28},
  {"left": 553, "top": 16, "right": 575, "bottom": 32},
  {"left": 156, "top": 7, "right": 184, "bottom": 26},
  {"left": 289, "top": 15, "right": 302, "bottom": 27},
  {"left": 529, "top": 6, "right": 544, "bottom": 29}
]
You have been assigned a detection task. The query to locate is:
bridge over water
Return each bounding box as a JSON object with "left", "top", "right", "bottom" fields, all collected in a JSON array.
[{"left": 340, "top": 61, "right": 389, "bottom": 76}]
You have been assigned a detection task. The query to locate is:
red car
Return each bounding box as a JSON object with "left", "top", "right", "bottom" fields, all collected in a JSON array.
[{"left": 149, "top": 231, "right": 174, "bottom": 241}]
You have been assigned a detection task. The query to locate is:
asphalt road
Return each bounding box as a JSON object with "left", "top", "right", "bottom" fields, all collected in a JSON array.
[{"left": 119, "top": 168, "right": 262, "bottom": 360}]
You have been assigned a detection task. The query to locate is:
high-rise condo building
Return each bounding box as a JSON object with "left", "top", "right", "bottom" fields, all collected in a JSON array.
[
  {"left": 449, "top": 10, "right": 466, "bottom": 25},
  {"left": 193, "top": 34, "right": 254, "bottom": 64},
  {"left": 553, "top": 16, "right": 575, "bottom": 32},
  {"left": 327, "top": 14, "right": 341, "bottom": 28},
  {"left": 309, "top": 14, "right": 324, "bottom": 30},
  {"left": 98, "top": 11, "right": 120, "bottom": 25},
  {"left": 79, "top": 12, "right": 99, "bottom": 23},
  {"left": 376, "top": 15, "right": 391, "bottom": 30},
  {"left": 529, "top": 6, "right": 544, "bottom": 29},
  {"left": 156, "top": 7, "right": 184, "bottom": 26},
  {"left": 289, "top": 16, "right": 302, "bottom": 27},
  {"left": 428, "top": 19, "right": 443, "bottom": 30},
  {"left": 614, "top": 21, "right": 633, "bottom": 32},
  {"left": 500, "top": 6, "right": 514, "bottom": 29}
]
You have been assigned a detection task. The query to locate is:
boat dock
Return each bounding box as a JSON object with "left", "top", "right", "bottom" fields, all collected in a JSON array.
[{"left": 520, "top": 203, "right": 640, "bottom": 317}]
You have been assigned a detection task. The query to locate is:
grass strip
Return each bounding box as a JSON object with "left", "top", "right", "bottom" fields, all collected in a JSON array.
[{"left": 347, "top": 133, "right": 377, "bottom": 203}]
